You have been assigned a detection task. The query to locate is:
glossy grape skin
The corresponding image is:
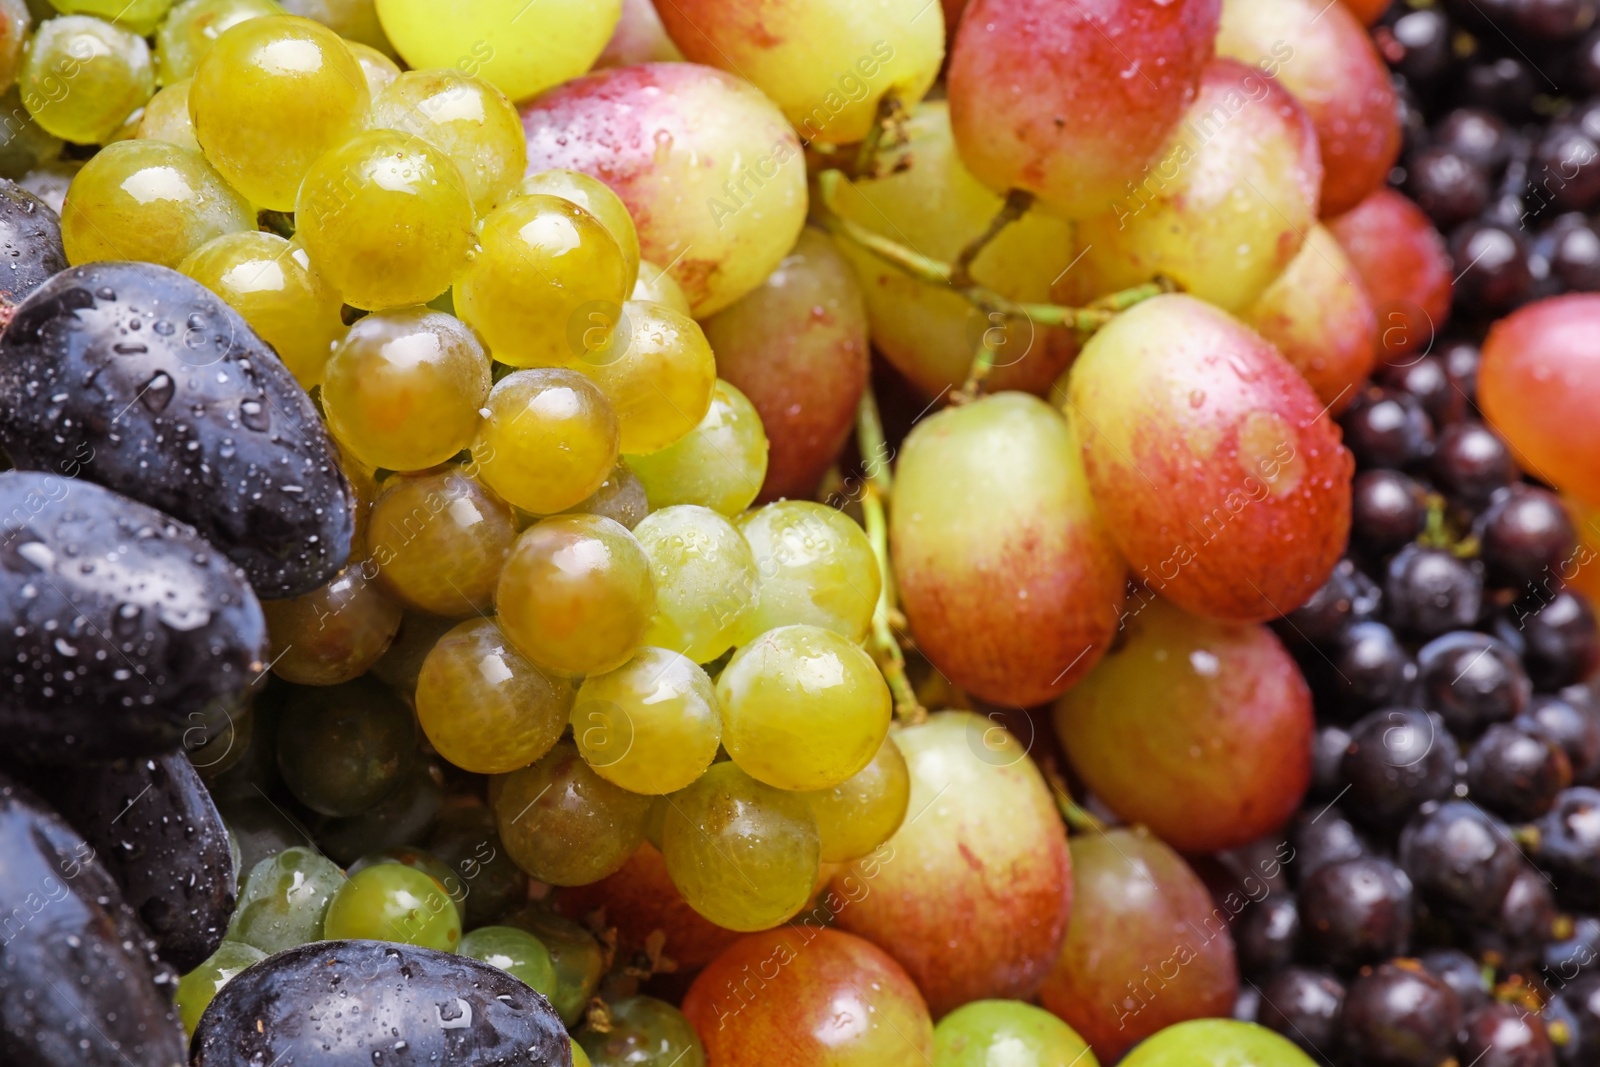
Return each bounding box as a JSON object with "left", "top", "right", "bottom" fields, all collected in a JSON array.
[
  {"left": 416, "top": 617, "right": 570, "bottom": 775},
  {"left": 296, "top": 130, "right": 476, "bottom": 311},
  {"left": 1068, "top": 294, "right": 1353, "bottom": 622},
  {"left": 1120, "top": 1020, "right": 1317, "bottom": 1067},
  {"left": 831, "top": 712, "right": 1072, "bottom": 1017},
  {"left": 1218, "top": 0, "right": 1398, "bottom": 217},
  {"left": 189, "top": 15, "right": 369, "bottom": 210},
  {"left": 632, "top": 505, "right": 757, "bottom": 662},
  {"left": 801, "top": 734, "right": 909, "bottom": 864},
  {"left": 227, "top": 846, "right": 346, "bottom": 953},
  {"left": 564, "top": 464, "right": 648, "bottom": 530},
  {"left": 275, "top": 677, "right": 416, "bottom": 816},
  {"left": 1055, "top": 598, "right": 1313, "bottom": 853},
  {"left": 458, "top": 925, "right": 557, "bottom": 996},
  {"left": 705, "top": 227, "right": 869, "bottom": 501},
  {"left": 370, "top": 70, "right": 525, "bottom": 214},
  {"left": 627, "top": 379, "right": 768, "bottom": 517},
  {"left": 322, "top": 307, "right": 490, "bottom": 472},
  {"left": 472, "top": 367, "right": 619, "bottom": 515},
  {"left": 519, "top": 167, "right": 640, "bottom": 292},
  {"left": 176, "top": 940, "right": 266, "bottom": 1035},
  {"left": 947, "top": 0, "right": 1218, "bottom": 218},
  {"left": 1242, "top": 224, "right": 1377, "bottom": 413},
  {"left": 894, "top": 392, "right": 1126, "bottom": 705},
  {"left": 506, "top": 908, "right": 606, "bottom": 1026},
  {"left": 262, "top": 564, "right": 402, "bottom": 685},
  {"left": 279, "top": 0, "right": 392, "bottom": 52},
  {"left": 1039, "top": 829, "right": 1237, "bottom": 1062},
  {"left": 576, "top": 300, "right": 716, "bottom": 456},
  {"left": 661, "top": 760, "right": 820, "bottom": 932},
  {"left": 157, "top": 0, "right": 282, "bottom": 84},
  {"left": 573, "top": 647, "right": 720, "bottom": 795},
  {"left": 366, "top": 469, "right": 515, "bottom": 617},
  {"left": 934, "top": 1001, "right": 1099, "bottom": 1067},
  {"left": 178, "top": 232, "right": 343, "bottom": 388},
  {"left": 493, "top": 739, "right": 653, "bottom": 887},
  {"left": 323, "top": 863, "right": 461, "bottom": 951},
  {"left": 134, "top": 78, "right": 199, "bottom": 151},
  {"left": 1342, "top": 962, "right": 1462, "bottom": 1067},
  {"left": 631, "top": 256, "right": 690, "bottom": 315},
  {"left": 521, "top": 62, "right": 806, "bottom": 317},
  {"left": 21, "top": 15, "right": 153, "bottom": 144},
  {"left": 717, "top": 624, "right": 891, "bottom": 792},
  {"left": 596, "top": 0, "right": 680, "bottom": 68},
  {"left": 738, "top": 500, "right": 878, "bottom": 644},
  {"left": 1327, "top": 189, "right": 1454, "bottom": 360},
  {"left": 829, "top": 102, "right": 1080, "bottom": 400},
  {"left": 682, "top": 928, "right": 932, "bottom": 1067},
  {"left": 580, "top": 996, "right": 706, "bottom": 1067},
  {"left": 347, "top": 39, "right": 397, "bottom": 95},
  {"left": 496, "top": 514, "right": 655, "bottom": 677}
]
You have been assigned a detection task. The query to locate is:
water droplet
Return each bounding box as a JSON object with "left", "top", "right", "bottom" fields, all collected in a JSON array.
[
  {"left": 112, "top": 342, "right": 147, "bottom": 356},
  {"left": 153, "top": 320, "right": 175, "bottom": 336},
  {"left": 239, "top": 400, "right": 270, "bottom": 432},
  {"left": 142, "top": 373, "right": 175, "bottom": 413}
]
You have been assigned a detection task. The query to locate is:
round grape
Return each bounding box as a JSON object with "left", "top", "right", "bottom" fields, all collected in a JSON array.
[
  {"left": 370, "top": 69, "right": 525, "bottom": 214},
  {"left": 1119, "top": 1020, "right": 1316, "bottom": 1067},
  {"left": 471, "top": 368, "right": 619, "bottom": 515},
  {"left": 459, "top": 926, "right": 558, "bottom": 997},
  {"left": 227, "top": 846, "right": 346, "bottom": 953},
  {"left": 493, "top": 739, "right": 653, "bottom": 886},
  {"left": 801, "top": 733, "right": 909, "bottom": 863},
  {"left": 176, "top": 941, "right": 266, "bottom": 1035},
  {"left": 738, "top": 500, "right": 879, "bottom": 643},
  {"left": 579, "top": 996, "right": 706, "bottom": 1067},
  {"left": 156, "top": 0, "right": 282, "bottom": 83},
  {"left": 0, "top": 0, "right": 27, "bottom": 99},
  {"left": 631, "top": 257, "right": 690, "bottom": 315},
  {"left": 505, "top": 908, "right": 605, "bottom": 1026},
  {"left": 51, "top": 0, "right": 175, "bottom": 34},
  {"left": 520, "top": 168, "right": 640, "bottom": 292},
  {"left": 366, "top": 468, "right": 516, "bottom": 617},
  {"left": 275, "top": 677, "right": 416, "bottom": 817},
  {"left": 562, "top": 464, "right": 648, "bottom": 530},
  {"left": 627, "top": 379, "right": 768, "bottom": 517},
  {"left": 577, "top": 300, "right": 715, "bottom": 456},
  {"left": 22, "top": 15, "right": 154, "bottom": 144},
  {"left": 933, "top": 1001, "right": 1098, "bottom": 1067},
  {"left": 572, "top": 646, "right": 720, "bottom": 795},
  {"left": 346, "top": 39, "right": 398, "bottom": 96},
  {"left": 135, "top": 78, "right": 199, "bottom": 151},
  {"left": 633, "top": 505, "right": 758, "bottom": 662},
  {"left": 323, "top": 863, "right": 461, "bottom": 951},
  {"left": 262, "top": 565, "right": 402, "bottom": 686}
]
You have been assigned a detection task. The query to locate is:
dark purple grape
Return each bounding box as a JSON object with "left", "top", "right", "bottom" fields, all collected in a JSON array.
[
  {"left": 1543, "top": 984, "right": 1596, "bottom": 1067},
  {"left": 1383, "top": 8, "right": 1455, "bottom": 88},
  {"left": 1340, "top": 388, "right": 1437, "bottom": 470},
  {"left": 1542, "top": 915, "right": 1600, "bottom": 982},
  {"left": 1343, "top": 961, "right": 1463, "bottom": 1067},
  {"left": 1417, "top": 631, "right": 1530, "bottom": 736},
  {"left": 1442, "top": 339, "right": 1483, "bottom": 411},
  {"left": 1482, "top": 486, "right": 1579, "bottom": 589},
  {"left": 1549, "top": 216, "right": 1600, "bottom": 290},
  {"left": 1335, "top": 621, "right": 1416, "bottom": 712},
  {"left": 1281, "top": 558, "right": 1382, "bottom": 647},
  {"left": 1574, "top": 28, "right": 1600, "bottom": 95},
  {"left": 1232, "top": 985, "right": 1259, "bottom": 1024},
  {"left": 1508, "top": 0, "right": 1599, "bottom": 40},
  {"left": 1451, "top": 220, "right": 1534, "bottom": 316},
  {"left": 1407, "top": 146, "right": 1492, "bottom": 227},
  {"left": 1494, "top": 861, "right": 1560, "bottom": 947},
  {"left": 1457, "top": 56, "right": 1540, "bottom": 121},
  {"left": 1256, "top": 966, "right": 1345, "bottom": 1059},
  {"left": 1531, "top": 124, "right": 1600, "bottom": 213},
  {"left": 1519, "top": 688, "right": 1600, "bottom": 783},
  {"left": 1353, "top": 471, "right": 1429, "bottom": 555},
  {"left": 1235, "top": 893, "right": 1299, "bottom": 978},
  {"left": 1300, "top": 855, "right": 1414, "bottom": 971},
  {"left": 0, "top": 180, "right": 64, "bottom": 317},
  {"left": 1459, "top": 1002, "right": 1557, "bottom": 1067},
  {"left": 1343, "top": 708, "right": 1460, "bottom": 825},
  {"left": 1312, "top": 724, "right": 1353, "bottom": 799},
  {"left": 1513, "top": 591, "right": 1600, "bottom": 690},
  {"left": 1468, "top": 722, "right": 1575, "bottom": 819},
  {"left": 1432, "top": 422, "right": 1517, "bottom": 506},
  {"left": 1399, "top": 800, "right": 1523, "bottom": 919},
  {"left": 1290, "top": 805, "right": 1372, "bottom": 882},
  {"left": 1377, "top": 356, "right": 1468, "bottom": 428},
  {"left": 1386, "top": 546, "right": 1486, "bottom": 638},
  {"left": 1531, "top": 788, "right": 1600, "bottom": 904},
  {"left": 1419, "top": 947, "right": 1492, "bottom": 1011},
  {"left": 1435, "top": 108, "right": 1514, "bottom": 172}
]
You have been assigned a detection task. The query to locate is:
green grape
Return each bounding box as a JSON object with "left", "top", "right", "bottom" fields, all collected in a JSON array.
[
  {"left": 189, "top": 14, "right": 368, "bottom": 210},
  {"left": 1119, "top": 1020, "right": 1316, "bottom": 1067},
  {"left": 934, "top": 1001, "right": 1100, "bottom": 1067},
  {"left": 218, "top": 795, "right": 308, "bottom": 875},
  {"left": 134, "top": 77, "right": 198, "bottom": 151},
  {"left": 275, "top": 677, "right": 417, "bottom": 817},
  {"left": 492, "top": 739, "right": 653, "bottom": 886},
  {"left": 373, "top": 0, "right": 618, "bottom": 103},
  {"left": 716, "top": 624, "right": 891, "bottom": 792},
  {"left": 631, "top": 257, "right": 690, "bottom": 316},
  {"left": 262, "top": 564, "right": 402, "bottom": 686},
  {"left": 632, "top": 505, "right": 757, "bottom": 663},
  {"left": 642, "top": 795, "right": 667, "bottom": 850},
  {"left": 279, "top": 0, "right": 392, "bottom": 54},
  {"left": 737, "top": 500, "right": 879, "bottom": 644},
  {"left": 455, "top": 193, "right": 628, "bottom": 369},
  {"left": 506, "top": 908, "right": 604, "bottom": 1026},
  {"left": 459, "top": 926, "right": 558, "bottom": 996},
  {"left": 416, "top": 617, "right": 572, "bottom": 775},
  {"left": 0, "top": 0, "right": 26, "bottom": 98},
  {"left": 371, "top": 69, "right": 525, "bottom": 214},
  {"left": 60, "top": 138, "right": 251, "bottom": 267},
  {"left": 178, "top": 231, "right": 344, "bottom": 386},
  {"left": 21, "top": 15, "right": 154, "bottom": 144},
  {"left": 471, "top": 368, "right": 618, "bottom": 515},
  {"left": 520, "top": 168, "right": 639, "bottom": 291},
  {"left": 579, "top": 996, "right": 706, "bottom": 1067},
  {"left": 156, "top": 0, "right": 282, "bottom": 84},
  {"left": 661, "top": 760, "right": 819, "bottom": 932},
  {"left": 578, "top": 300, "right": 716, "bottom": 456},
  {"left": 626, "top": 380, "right": 768, "bottom": 517},
  {"left": 346, "top": 37, "right": 396, "bottom": 96},
  {"left": 496, "top": 514, "right": 656, "bottom": 677},
  {"left": 323, "top": 862, "right": 462, "bottom": 951},
  {"left": 0, "top": 86, "right": 64, "bottom": 179},
  {"left": 227, "top": 846, "right": 346, "bottom": 953},
  {"left": 321, "top": 306, "right": 491, "bottom": 472},
  {"left": 313, "top": 761, "right": 444, "bottom": 866},
  {"left": 17, "top": 158, "right": 77, "bottom": 212},
  {"left": 425, "top": 804, "right": 528, "bottom": 929},
  {"left": 801, "top": 734, "right": 909, "bottom": 863},
  {"left": 366, "top": 468, "right": 517, "bottom": 617},
  {"left": 51, "top": 0, "right": 174, "bottom": 34},
  {"left": 572, "top": 647, "right": 720, "bottom": 795},
  {"left": 563, "top": 463, "right": 648, "bottom": 530},
  {"left": 296, "top": 129, "right": 476, "bottom": 310},
  {"left": 572, "top": 1044, "right": 592, "bottom": 1067},
  {"left": 175, "top": 940, "right": 266, "bottom": 1035},
  {"left": 346, "top": 845, "right": 461, "bottom": 898}
]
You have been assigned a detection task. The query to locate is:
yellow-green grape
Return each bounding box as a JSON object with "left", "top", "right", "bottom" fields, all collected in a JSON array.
[
  {"left": 346, "top": 38, "right": 396, "bottom": 96},
  {"left": 0, "top": 0, "right": 28, "bottom": 97},
  {"left": 366, "top": 468, "right": 517, "bottom": 618},
  {"left": 717, "top": 624, "right": 891, "bottom": 792},
  {"left": 519, "top": 168, "right": 639, "bottom": 291},
  {"left": 19, "top": 159, "right": 79, "bottom": 212},
  {"left": 737, "top": 500, "right": 879, "bottom": 644},
  {"left": 189, "top": 14, "right": 368, "bottom": 210},
  {"left": 374, "top": 0, "right": 619, "bottom": 102},
  {"left": 135, "top": 78, "right": 198, "bottom": 151},
  {"left": 263, "top": 564, "right": 402, "bottom": 684},
  {"left": 51, "top": 0, "right": 174, "bottom": 35},
  {"left": 456, "top": 193, "right": 628, "bottom": 369},
  {"left": 321, "top": 306, "right": 491, "bottom": 472},
  {"left": 175, "top": 941, "right": 265, "bottom": 1035},
  {"left": 0, "top": 87, "right": 64, "bottom": 179},
  {"left": 492, "top": 739, "right": 653, "bottom": 886},
  {"left": 801, "top": 734, "right": 909, "bottom": 863},
  {"left": 631, "top": 257, "right": 690, "bottom": 316},
  {"left": 572, "top": 1043, "right": 592, "bottom": 1067},
  {"left": 496, "top": 514, "right": 656, "bottom": 677},
  {"left": 279, "top": 0, "right": 393, "bottom": 55},
  {"left": 572, "top": 647, "right": 720, "bottom": 795},
  {"left": 21, "top": 15, "right": 154, "bottom": 144},
  {"left": 178, "top": 231, "right": 344, "bottom": 386},
  {"left": 156, "top": 0, "right": 282, "bottom": 83},
  {"left": 471, "top": 368, "right": 618, "bottom": 515},
  {"left": 371, "top": 69, "right": 525, "bottom": 214},
  {"left": 61, "top": 139, "right": 251, "bottom": 268},
  {"left": 296, "top": 129, "right": 476, "bottom": 311},
  {"left": 323, "top": 863, "right": 462, "bottom": 951},
  {"left": 563, "top": 463, "right": 648, "bottom": 530},
  {"left": 661, "top": 760, "right": 820, "bottom": 932},
  {"left": 627, "top": 380, "right": 768, "bottom": 517},
  {"left": 416, "top": 617, "right": 572, "bottom": 775},
  {"left": 579, "top": 300, "right": 715, "bottom": 456},
  {"left": 633, "top": 505, "right": 758, "bottom": 663}
]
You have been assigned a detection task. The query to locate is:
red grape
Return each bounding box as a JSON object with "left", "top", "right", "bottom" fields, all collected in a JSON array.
[{"left": 1327, "top": 189, "right": 1454, "bottom": 362}]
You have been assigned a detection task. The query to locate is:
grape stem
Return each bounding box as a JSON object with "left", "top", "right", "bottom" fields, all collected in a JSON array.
[
  {"left": 949, "top": 188, "right": 1035, "bottom": 289},
  {"left": 856, "top": 388, "right": 925, "bottom": 724},
  {"left": 1045, "top": 766, "right": 1110, "bottom": 835}
]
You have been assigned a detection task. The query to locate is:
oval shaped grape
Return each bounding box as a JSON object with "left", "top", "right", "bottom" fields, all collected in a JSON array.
[
  {"left": 935, "top": 1001, "right": 1099, "bottom": 1067},
  {"left": 893, "top": 392, "right": 1125, "bottom": 706},
  {"left": 1120, "top": 1019, "right": 1318, "bottom": 1067},
  {"left": 1066, "top": 294, "right": 1353, "bottom": 623},
  {"left": 1327, "top": 188, "right": 1453, "bottom": 361}
]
